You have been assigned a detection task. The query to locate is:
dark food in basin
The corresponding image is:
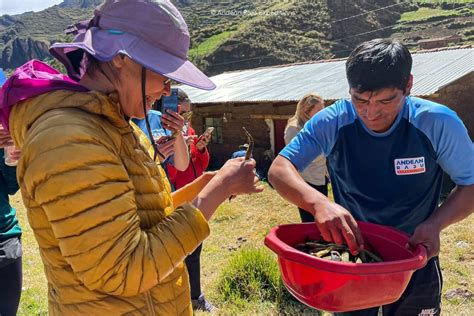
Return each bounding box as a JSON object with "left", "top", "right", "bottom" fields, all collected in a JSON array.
[{"left": 294, "top": 238, "right": 383, "bottom": 263}]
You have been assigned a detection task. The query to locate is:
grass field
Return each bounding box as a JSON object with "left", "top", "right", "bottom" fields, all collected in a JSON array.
[
  {"left": 400, "top": 6, "right": 473, "bottom": 22},
  {"left": 189, "top": 31, "right": 235, "bottom": 58},
  {"left": 13, "top": 183, "right": 473, "bottom": 315}
]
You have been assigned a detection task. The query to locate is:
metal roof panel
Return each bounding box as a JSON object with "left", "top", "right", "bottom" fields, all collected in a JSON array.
[{"left": 181, "top": 48, "right": 473, "bottom": 103}]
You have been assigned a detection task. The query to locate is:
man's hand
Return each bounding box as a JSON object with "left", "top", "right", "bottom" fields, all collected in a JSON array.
[
  {"left": 408, "top": 221, "right": 441, "bottom": 259},
  {"left": 0, "top": 124, "right": 14, "bottom": 148},
  {"left": 313, "top": 200, "right": 364, "bottom": 254}
]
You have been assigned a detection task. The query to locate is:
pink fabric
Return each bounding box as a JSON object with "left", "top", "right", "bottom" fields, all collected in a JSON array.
[{"left": 0, "top": 60, "right": 88, "bottom": 131}]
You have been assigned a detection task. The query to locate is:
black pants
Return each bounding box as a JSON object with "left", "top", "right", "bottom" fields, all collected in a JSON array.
[
  {"left": 298, "top": 180, "right": 328, "bottom": 222},
  {"left": 0, "top": 257, "right": 22, "bottom": 316},
  {"left": 185, "top": 243, "right": 203, "bottom": 300},
  {"left": 334, "top": 257, "right": 443, "bottom": 316}
]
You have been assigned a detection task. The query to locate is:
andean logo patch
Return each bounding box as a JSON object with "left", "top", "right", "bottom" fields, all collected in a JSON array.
[{"left": 394, "top": 156, "right": 426, "bottom": 175}]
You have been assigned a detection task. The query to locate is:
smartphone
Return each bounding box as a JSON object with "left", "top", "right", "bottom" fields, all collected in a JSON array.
[
  {"left": 156, "top": 135, "right": 174, "bottom": 145},
  {"left": 159, "top": 88, "right": 179, "bottom": 113},
  {"left": 198, "top": 127, "right": 214, "bottom": 141}
]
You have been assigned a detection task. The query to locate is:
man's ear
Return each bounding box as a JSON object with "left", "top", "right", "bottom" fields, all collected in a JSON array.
[{"left": 405, "top": 75, "right": 413, "bottom": 96}]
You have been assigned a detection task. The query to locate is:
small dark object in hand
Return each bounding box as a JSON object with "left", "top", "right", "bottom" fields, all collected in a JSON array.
[
  {"left": 294, "top": 238, "right": 383, "bottom": 263},
  {"left": 242, "top": 127, "right": 254, "bottom": 160}
]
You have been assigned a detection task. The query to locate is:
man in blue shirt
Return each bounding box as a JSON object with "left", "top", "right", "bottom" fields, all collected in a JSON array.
[
  {"left": 269, "top": 39, "right": 473, "bottom": 316},
  {"left": 231, "top": 144, "right": 249, "bottom": 159}
]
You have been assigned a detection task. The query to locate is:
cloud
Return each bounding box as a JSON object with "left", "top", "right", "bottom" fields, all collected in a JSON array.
[{"left": 1, "top": 0, "right": 63, "bottom": 16}]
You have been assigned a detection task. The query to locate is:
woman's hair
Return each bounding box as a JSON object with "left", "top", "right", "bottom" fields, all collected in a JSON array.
[
  {"left": 177, "top": 88, "right": 190, "bottom": 104},
  {"left": 287, "top": 93, "right": 324, "bottom": 128},
  {"left": 82, "top": 52, "right": 121, "bottom": 86}
]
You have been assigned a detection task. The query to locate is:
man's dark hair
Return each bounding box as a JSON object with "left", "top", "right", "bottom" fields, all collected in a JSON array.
[
  {"left": 177, "top": 88, "right": 190, "bottom": 103},
  {"left": 346, "top": 39, "right": 412, "bottom": 93}
]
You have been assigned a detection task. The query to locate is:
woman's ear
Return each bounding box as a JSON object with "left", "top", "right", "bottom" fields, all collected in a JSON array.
[{"left": 111, "top": 54, "right": 127, "bottom": 69}]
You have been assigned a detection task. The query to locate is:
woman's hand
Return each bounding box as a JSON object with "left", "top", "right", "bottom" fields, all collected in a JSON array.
[
  {"left": 196, "top": 133, "right": 210, "bottom": 152},
  {"left": 193, "top": 158, "right": 264, "bottom": 220},
  {"left": 9, "top": 147, "right": 21, "bottom": 161},
  {"left": 155, "top": 136, "right": 176, "bottom": 163},
  {"left": 161, "top": 110, "right": 185, "bottom": 134},
  {"left": 184, "top": 135, "right": 198, "bottom": 147},
  {"left": 0, "top": 124, "right": 14, "bottom": 148},
  {"left": 215, "top": 158, "right": 263, "bottom": 196}
]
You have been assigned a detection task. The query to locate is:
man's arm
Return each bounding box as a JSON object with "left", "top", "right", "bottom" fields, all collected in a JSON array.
[
  {"left": 268, "top": 156, "right": 363, "bottom": 252},
  {"left": 409, "top": 184, "right": 474, "bottom": 259}
]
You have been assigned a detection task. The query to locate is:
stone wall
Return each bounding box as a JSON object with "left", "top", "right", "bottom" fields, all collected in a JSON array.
[
  {"left": 425, "top": 72, "right": 474, "bottom": 139},
  {"left": 423, "top": 72, "right": 473, "bottom": 196}
]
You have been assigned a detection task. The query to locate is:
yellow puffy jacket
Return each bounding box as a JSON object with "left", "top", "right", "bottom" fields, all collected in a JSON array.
[{"left": 9, "top": 90, "right": 210, "bottom": 315}]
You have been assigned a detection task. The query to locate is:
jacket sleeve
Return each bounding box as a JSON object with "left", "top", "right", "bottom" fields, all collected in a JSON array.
[
  {"left": 19, "top": 117, "right": 209, "bottom": 297},
  {"left": 191, "top": 141, "right": 210, "bottom": 171}
]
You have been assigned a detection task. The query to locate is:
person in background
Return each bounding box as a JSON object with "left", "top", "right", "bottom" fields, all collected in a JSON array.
[
  {"left": 2, "top": 1, "right": 263, "bottom": 314},
  {"left": 0, "top": 123, "right": 22, "bottom": 316},
  {"left": 167, "top": 89, "right": 214, "bottom": 312},
  {"left": 231, "top": 144, "right": 249, "bottom": 159},
  {"left": 269, "top": 39, "right": 473, "bottom": 316},
  {"left": 132, "top": 104, "right": 189, "bottom": 174},
  {"left": 284, "top": 93, "right": 328, "bottom": 222}
]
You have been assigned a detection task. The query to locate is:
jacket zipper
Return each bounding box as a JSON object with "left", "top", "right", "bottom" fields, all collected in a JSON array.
[{"left": 145, "top": 291, "right": 156, "bottom": 315}]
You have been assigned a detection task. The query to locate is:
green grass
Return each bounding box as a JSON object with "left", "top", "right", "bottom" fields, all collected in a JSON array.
[
  {"left": 189, "top": 31, "right": 235, "bottom": 58},
  {"left": 13, "top": 183, "right": 473, "bottom": 315},
  {"left": 412, "top": 0, "right": 474, "bottom": 3},
  {"left": 216, "top": 247, "right": 281, "bottom": 305},
  {"left": 400, "top": 7, "right": 471, "bottom": 22}
]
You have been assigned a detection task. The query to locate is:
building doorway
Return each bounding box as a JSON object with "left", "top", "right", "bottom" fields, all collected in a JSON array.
[{"left": 273, "top": 119, "right": 287, "bottom": 154}]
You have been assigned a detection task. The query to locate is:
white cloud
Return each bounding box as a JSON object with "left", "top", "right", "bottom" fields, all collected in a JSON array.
[{"left": 0, "top": 0, "right": 63, "bottom": 16}]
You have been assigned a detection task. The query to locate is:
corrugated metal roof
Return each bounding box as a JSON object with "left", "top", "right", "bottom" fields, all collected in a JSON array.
[{"left": 180, "top": 47, "right": 473, "bottom": 104}]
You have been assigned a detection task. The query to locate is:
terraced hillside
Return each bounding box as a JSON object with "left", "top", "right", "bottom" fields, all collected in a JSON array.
[{"left": 0, "top": 0, "right": 472, "bottom": 74}]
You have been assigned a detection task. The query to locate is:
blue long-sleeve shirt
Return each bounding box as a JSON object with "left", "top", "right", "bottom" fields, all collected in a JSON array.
[{"left": 0, "top": 148, "right": 21, "bottom": 241}]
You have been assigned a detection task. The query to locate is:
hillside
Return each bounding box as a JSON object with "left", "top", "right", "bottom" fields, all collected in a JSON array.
[{"left": 0, "top": 0, "right": 472, "bottom": 74}]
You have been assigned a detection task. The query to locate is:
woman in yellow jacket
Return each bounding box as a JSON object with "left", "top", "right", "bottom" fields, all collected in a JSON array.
[{"left": 3, "top": 0, "right": 263, "bottom": 314}]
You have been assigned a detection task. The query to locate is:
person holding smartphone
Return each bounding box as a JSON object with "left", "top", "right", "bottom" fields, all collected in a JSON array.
[
  {"left": 1, "top": 1, "right": 263, "bottom": 314},
  {"left": 132, "top": 96, "right": 189, "bottom": 172},
  {"left": 167, "top": 89, "right": 214, "bottom": 312}
]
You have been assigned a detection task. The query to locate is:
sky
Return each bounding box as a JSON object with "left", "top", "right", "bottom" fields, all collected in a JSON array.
[{"left": 1, "top": 0, "right": 62, "bottom": 16}]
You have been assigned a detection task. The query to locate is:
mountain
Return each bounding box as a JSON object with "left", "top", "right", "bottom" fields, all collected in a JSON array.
[
  {"left": 58, "top": 0, "right": 103, "bottom": 9},
  {"left": 0, "top": 0, "right": 472, "bottom": 74}
]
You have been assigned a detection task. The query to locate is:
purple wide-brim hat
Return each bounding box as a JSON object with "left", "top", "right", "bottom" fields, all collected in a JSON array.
[{"left": 49, "top": 0, "right": 215, "bottom": 91}]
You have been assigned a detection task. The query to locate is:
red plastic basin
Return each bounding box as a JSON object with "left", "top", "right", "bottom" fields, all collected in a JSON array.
[{"left": 264, "top": 221, "right": 427, "bottom": 312}]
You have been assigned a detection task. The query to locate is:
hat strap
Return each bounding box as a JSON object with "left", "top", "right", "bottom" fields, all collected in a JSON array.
[{"left": 141, "top": 66, "right": 164, "bottom": 162}]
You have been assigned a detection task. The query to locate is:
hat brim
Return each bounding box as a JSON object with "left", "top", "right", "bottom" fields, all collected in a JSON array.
[{"left": 50, "top": 28, "right": 216, "bottom": 90}]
